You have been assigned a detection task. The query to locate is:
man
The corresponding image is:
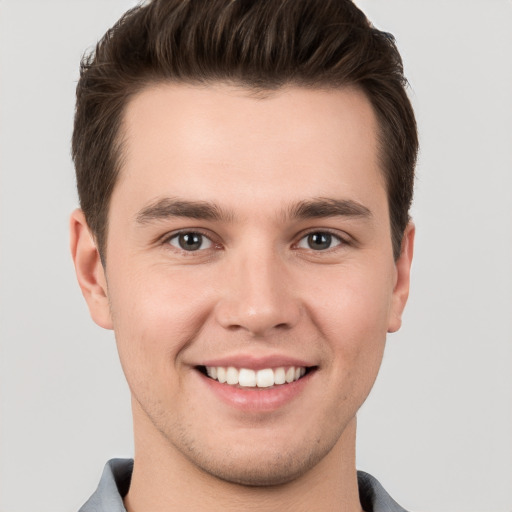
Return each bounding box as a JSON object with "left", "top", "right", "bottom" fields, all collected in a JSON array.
[{"left": 70, "top": 0, "right": 417, "bottom": 510}]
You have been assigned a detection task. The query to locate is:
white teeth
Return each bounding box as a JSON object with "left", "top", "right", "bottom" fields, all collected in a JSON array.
[
  {"left": 256, "top": 368, "right": 274, "bottom": 388},
  {"left": 217, "top": 367, "right": 227, "bottom": 383},
  {"left": 274, "top": 367, "right": 286, "bottom": 385},
  {"left": 204, "top": 365, "right": 308, "bottom": 387},
  {"left": 226, "top": 366, "right": 238, "bottom": 385},
  {"left": 206, "top": 366, "right": 217, "bottom": 379},
  {"left": 238, "top": 368, "right": 256, "bottom": 387}
]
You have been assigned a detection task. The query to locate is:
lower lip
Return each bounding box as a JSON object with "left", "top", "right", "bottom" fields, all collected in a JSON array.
[{"left": 198, "top": 370, "right": 314, "bottom": 412}]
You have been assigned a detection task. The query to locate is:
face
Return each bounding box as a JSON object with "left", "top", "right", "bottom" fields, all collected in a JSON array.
[{"left": 73, "top": 83, "right": 413, "bottom": 486}]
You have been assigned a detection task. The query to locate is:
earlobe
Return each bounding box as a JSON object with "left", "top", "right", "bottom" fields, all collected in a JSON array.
[
  {"left": 70, "top": 209, "right": 113, "bottom": 330},
  {"left": 388, "top": 222, "right": 415, "bottom": 333}
]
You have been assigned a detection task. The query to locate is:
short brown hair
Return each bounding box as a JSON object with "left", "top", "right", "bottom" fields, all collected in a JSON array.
[{"left": 72, "top": 0, "right": 418, "bottom": 261}]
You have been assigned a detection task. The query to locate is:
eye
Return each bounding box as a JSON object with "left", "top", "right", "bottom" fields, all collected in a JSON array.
[
  {"left": 167, "top": 232, "right": 213, "bottom": 251},
  {"left": 296, "top": 231, "right": 343, "bottom": 251}
]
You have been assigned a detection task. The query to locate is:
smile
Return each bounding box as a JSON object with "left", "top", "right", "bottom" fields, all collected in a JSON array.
[{"left": 201, "top": 366, "right": 309, "bottom": 388}]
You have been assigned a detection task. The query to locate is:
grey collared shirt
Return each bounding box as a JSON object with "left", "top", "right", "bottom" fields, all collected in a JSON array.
[{"left": 79, "top": 458, "right": 409, "bottom": 512}]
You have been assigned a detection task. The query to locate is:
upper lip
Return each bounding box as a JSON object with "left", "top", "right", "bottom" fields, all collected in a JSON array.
[{"left": 197, "top": 354, "right": 315, "bottom": 370}]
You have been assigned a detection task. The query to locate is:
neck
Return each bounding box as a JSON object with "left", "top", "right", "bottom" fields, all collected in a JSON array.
[{"left": 124, "top": 406, "right": 363, "bottom": 512}]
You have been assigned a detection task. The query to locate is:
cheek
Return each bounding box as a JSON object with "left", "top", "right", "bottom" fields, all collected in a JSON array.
[
  {"left": 303, "top": 263, "right": 394, "bottom": 379},
  {"left": 107, "top": 264, "right": 215, "bottom": 380},
  {"left": 306, "top": 261, "right": 394, "bottom": 334}
]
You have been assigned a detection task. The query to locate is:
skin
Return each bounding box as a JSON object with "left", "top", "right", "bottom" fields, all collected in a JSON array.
[{"left": 71, "top": 84, "right": 414, "bottom": 512}]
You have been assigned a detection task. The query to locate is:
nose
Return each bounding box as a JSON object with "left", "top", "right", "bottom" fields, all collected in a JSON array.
[{"left": 215, "top": 248, "right": 301, "bottom": 337}]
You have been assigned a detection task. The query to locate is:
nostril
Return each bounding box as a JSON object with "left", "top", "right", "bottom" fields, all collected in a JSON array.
[{"left": 214, "top": 294, "right": 301, "bottom": 336}]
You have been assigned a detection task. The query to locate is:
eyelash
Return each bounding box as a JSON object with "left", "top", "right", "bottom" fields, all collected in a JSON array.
[
  {"left": 163, "top": 229, "right": 219, "bottom": 253},
  {"left": 162, "top": 229, "right": 350, "bottom": 254}
]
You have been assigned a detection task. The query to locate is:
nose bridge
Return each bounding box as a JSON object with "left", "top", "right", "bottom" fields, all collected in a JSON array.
[{"left": 216, "top": 239, "right": 300, "bottom": 336}]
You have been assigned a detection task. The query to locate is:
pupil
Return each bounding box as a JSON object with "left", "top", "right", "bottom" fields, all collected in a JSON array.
[
  {"left": 179, "top": 233, "right": 202, "bottom": 251},
  {"left": 308, "top": 232, "right": 331, "bottom": 250}
]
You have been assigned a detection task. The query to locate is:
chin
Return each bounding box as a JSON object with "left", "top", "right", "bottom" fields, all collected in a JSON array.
[
  {"left": 197, "top": 452, "right": 322, "bottom": 487},
  {"left": 173, "top": 431, "right": 335, "bottom": 487}
]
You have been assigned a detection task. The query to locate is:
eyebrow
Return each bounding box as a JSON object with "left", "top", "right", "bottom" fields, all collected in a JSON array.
[
  {"left": 136, "top": 197, "right": 233, "bottom": 224},
  {"left": 135, "top": 196, "right": 372, "bottom": 225},
  {"left": 286, "top": 197, "right": 372, "bottom": 221}
]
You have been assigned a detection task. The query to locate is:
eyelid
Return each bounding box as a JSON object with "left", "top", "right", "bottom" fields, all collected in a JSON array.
[
  {"left": 157, "top": 227, "right": 352, "bottom": 252},
  {"left": 294, "top": 228, "right": 350, "bottom": 250},
  {"left": 162, "top": 228, "right": 221, "bottom": 251}
]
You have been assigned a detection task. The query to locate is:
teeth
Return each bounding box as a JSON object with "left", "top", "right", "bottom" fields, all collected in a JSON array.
[
  {"left": 204, "top": 365, "right": 308, "bottom": 387},
  {"left": 206, "top": 366, "right": 217, "bottom": 379},
  {"left": 238, "top": 368, "right": 256, "bottom": 387},
  {"left": 217, "top": 367, "right": 227, "bottom": 383},
  {"left": 274, "top": 367, "right": 286, "bottom": 385},
  {"left": 256, "top": 368, "right": 274, "bottom": 388},
  {"left": 226, "top": 366, "right": 238, "bottom": 385}
]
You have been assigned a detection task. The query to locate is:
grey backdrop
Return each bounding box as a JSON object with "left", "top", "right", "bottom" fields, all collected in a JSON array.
[{"left": 1, "top": 1, "right": 511, "bottom": 511}]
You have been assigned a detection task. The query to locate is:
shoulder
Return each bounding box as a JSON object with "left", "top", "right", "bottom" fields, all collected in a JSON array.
[
  {"left": 78, "top": 459, "right": 133, "bottom": 512},
  {"left": 357, "top": 470, "right": 410, "bottom": 512}
]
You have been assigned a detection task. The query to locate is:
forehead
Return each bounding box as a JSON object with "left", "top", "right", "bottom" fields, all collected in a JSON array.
[{"left": 113, "top": 83, "right": 386, "bottom": 219}]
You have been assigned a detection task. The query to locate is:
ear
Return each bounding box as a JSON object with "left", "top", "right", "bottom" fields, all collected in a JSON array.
[
  {"left": 70, "top": 209, "right": 113, "bottom": 330},
  {"left": 388, "top": 222, "right": 415, "bottom": 333}
]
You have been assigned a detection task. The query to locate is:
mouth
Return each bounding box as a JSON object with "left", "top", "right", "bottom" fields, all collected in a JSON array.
[{"left": 196, "top": 365, "right": 316, "bottom": 388}]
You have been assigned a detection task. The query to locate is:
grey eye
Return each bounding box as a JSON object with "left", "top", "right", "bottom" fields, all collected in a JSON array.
[
  {"left": 169, "top": 232, "right": 213, "bottom": 251},
  {"left": 297, "top": 232, "right": 341, "bottom": 251}
]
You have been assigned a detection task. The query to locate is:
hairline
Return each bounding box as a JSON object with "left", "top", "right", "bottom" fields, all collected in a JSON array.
[{"left": 97, "top": 78, "right": 397, "bottom": 265}]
